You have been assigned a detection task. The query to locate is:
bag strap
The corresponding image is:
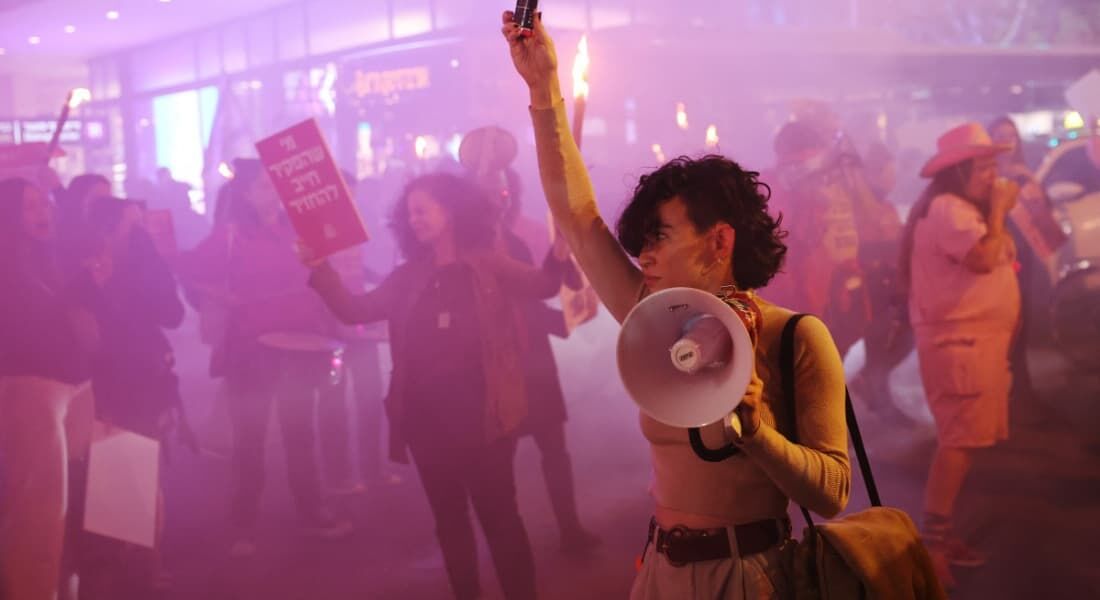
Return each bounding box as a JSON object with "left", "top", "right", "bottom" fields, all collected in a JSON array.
[{"left": 780, "top": 314, "right": 882, "bottom": 532}]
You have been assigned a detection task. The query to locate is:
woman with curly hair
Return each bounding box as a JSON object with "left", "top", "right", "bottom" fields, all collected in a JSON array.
[
  {"left": 502, "top": 14, "right": 850, "bottom": 599},
  {"left": 307, "top": 172, "right": 576, "bottom": 600}
]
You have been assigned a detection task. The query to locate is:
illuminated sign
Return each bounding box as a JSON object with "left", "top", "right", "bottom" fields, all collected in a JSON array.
[
  {"left": 0, "top": 118, "right": 108, "bottom": 145},
  {"left": 19, "top": 120, "right": 83, "bottom": 144},
  {"left": 0, "top": 121, "right": 15, "bottom": 145},
  {"left": 348, "top": 66, "right": 431, "bottom": 99}
]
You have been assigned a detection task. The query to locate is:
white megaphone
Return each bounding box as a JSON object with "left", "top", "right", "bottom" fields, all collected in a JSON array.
[{"left": 617, "top": 287, "right": 754, "bottom": 429}]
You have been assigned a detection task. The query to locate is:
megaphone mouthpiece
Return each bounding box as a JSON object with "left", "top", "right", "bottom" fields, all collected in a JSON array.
[{"left": 670, "top": 314, "right": 733, "bottom": 374}]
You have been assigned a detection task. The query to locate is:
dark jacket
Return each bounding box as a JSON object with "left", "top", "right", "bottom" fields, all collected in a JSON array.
[
  {"left": 502, "top": 231, "right": 581, "bottom": 427},
  {"left": 0, "top": 243, "right": 95, "bottom": 385},
  {"left": 309, "top": 249, "right": 570, "bottom": 462},
  {"left": 91, "top": 229, "right": 185, "bottom": 434},
  {"left": 177, "top": 220, "right": 340, "bottom": 381}
]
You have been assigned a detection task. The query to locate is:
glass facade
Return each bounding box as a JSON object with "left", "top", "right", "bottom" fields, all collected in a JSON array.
[{"left": 75, "top": 0, "right": 1099, "bottom": 209}]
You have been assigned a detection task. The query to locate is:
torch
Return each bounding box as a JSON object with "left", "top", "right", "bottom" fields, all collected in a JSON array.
[
  {"left": 571, "top": 34, "right": 590, "bottom": 150},
  {"left": 705, "top": 125, "right": 719, "bottom": 150},
  {"left": 44, "top": 87, "right": 90, "bottom": 165},
  {"left": 551, "top": 34, "right": 600, "bottom": 333}
]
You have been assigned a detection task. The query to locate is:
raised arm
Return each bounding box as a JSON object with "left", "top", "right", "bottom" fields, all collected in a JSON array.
[
  {"left": 308, "top": 260, "right": 396, "bottom": 325},
  {"left": 501, "top": 12, "right": 643, "bottom": 322},
  {"left": 487, "top": 246, "right": 574, "bottom": 301}
]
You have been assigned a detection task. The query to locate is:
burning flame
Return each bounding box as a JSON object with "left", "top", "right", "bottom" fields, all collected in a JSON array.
[
  {"left": 414, "top": 135, "right": 441, "bottom": 160},
  {"left": 68, "top": 88, "right": 91, "bottom": 109},
  {"left": 676, "top": 102, "right": 689, "bottom": 130},
  {"left": 652, "top": 143, "right": 667, "bottom": 163},
  {"left": 705, "top": 125, "right": 719, "bottom": 148},
  {"left": 572, "top": 35, "right": 590, "bottom": 101}
]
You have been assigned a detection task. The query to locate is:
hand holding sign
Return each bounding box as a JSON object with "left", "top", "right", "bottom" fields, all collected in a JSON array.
[
  {"left": 255, "top": 119, "right": 369, "bottom": 260},
  {"left": 294, "top": 237, "right": 326, "bottom": 269}
]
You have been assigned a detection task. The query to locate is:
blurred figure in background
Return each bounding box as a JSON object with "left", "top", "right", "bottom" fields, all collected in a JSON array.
[
  {"left": 83, "top": 196, "right": 187, "bottom": 441},
  {"left": 61, "top": 174, "right": 112, "bottom": 224},
  {"left": 863, "top": 141, "right": 900, "bottom": 203},
  {"left": 57, "top": 174, "right": 112, "bottom": 273},
  {"left": 315, "top": 170, "right": 399, "bottom": 494},
  {"left": 769, "top": 120, "right": 915, "bottom": 422},
  {"left": 177, "top": 159, "right": 351, "bottom": 558},
  {"left": 767, "top": 120, "right": 870, "bottom": 358},
  {"left": 490, "top": 165, "right": 602, "bottom": 553},
  {"left": 988, "top": 116, "right": 1062, "bottom": 423},
  {"left": 850, "top": 142, "right": 914, "bottom": 423},
  {"left": 307, "top": 172, "right": 576, "bottom": 600},
  {"left": 0, "top": 177, "right": 98, "bottom": 600},
  {"left": 153, "top": 167, "right": 210, "bottom": 251},
  {"left": 901, "top": 123, "right": 1021, "bottom": 587},
  {"left": 72, "top": 195, "right": 190, "bottom": 597}
]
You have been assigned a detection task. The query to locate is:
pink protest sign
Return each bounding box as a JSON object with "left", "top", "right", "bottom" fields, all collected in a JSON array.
[{"left": 255, "top": 119, "right": 368, "bottom": 259}]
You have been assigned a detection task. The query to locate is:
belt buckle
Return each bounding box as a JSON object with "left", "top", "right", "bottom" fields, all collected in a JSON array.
[{"left": 662, "top": 526, "right": 688, "bottom": 567}]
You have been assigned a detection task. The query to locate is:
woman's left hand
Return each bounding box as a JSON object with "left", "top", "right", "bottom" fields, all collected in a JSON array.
[
  {"left": 731, "top": 369, "right": 764, "bottom": 441},
  {"left": 294, "top": 238, "right": 326, "bottom": 269}
]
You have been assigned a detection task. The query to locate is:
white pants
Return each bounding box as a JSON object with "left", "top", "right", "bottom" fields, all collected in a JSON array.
[
  {"left": 0, "top": 376, "right": 88, "bottom": 600},
  {"left": 631, "top": 533, "right": 791, "bottom": 600}
]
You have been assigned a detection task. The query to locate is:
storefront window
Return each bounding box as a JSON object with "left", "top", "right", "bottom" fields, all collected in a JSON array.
[
  {"left": 433, "top": 0, "right": 480, "bottom": 29},
  {"left": 222, "top": 23, "right": 249, "bottom": 75},
  {"left": 89, "top": 58, "right": 122, "bottom": 101},
  {"left": 246, "top": 14, "right": 277, "bottom": 69},
  {"left": 197, "top": 30, "right": 223, "bottom": 80},
  {"left": 151, "top": 86, "right": 219, "bottom": 214},
  {"left": 129, "top": 37, "right": 198, "bottom": 93},
  {"left": 307, "top": 0, "right": 391, "bottom": 56},
  {"left": 275, "top": 4, "right": 309, "bottom": 62}
]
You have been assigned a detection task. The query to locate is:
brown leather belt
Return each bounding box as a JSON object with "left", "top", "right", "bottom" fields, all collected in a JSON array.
[{"left": 646, "top": 517, "right": 789, "bottom": 565}]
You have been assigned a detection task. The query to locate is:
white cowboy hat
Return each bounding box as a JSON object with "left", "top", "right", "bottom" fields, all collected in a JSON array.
[{"left": 920, "top": 122, "right": 1011, "bottom": 178}]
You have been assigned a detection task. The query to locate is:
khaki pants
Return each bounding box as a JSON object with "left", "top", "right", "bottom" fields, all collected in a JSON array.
[
  {"left": 0, "top": 376, "right": 88, "bottom": 600},
  {"left": 631, "top": 534, "right": 791, "bottom": 600}
]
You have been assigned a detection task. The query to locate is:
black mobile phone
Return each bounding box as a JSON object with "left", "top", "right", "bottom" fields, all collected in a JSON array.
[{"left": 514, "top": 0, "right": 539, "bottom": 31}]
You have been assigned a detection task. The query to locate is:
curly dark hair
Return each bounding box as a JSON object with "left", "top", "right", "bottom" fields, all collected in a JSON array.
[
  {"left": 616, "top": 155, "right": 788, "bottom": 290},
  {"left": 390, "top": 172, "right": 498, "bottom": 261}
]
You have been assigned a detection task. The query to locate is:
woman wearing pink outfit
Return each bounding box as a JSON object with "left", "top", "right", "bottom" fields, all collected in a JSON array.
[{"left": 900, "top": 123, "right": 1022, "bottom": 587}]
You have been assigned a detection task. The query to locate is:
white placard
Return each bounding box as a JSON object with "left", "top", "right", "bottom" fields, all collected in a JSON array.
[{"left": 83, "top": 425, "right": 160, "bottom": 548}]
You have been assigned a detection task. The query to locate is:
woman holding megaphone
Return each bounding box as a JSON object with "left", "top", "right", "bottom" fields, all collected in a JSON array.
[{"left": 502, "top": 12, "right": 851, "bottom": 599}]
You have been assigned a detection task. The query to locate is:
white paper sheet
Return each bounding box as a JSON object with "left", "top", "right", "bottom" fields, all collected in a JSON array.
[{"left": 83, "top": 425, "right": 160, "bottom": 548}]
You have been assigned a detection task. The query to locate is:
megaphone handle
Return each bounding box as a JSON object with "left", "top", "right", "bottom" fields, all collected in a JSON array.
[{"left": 688, "top": 428, "right": 740, "bottom": 462}]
